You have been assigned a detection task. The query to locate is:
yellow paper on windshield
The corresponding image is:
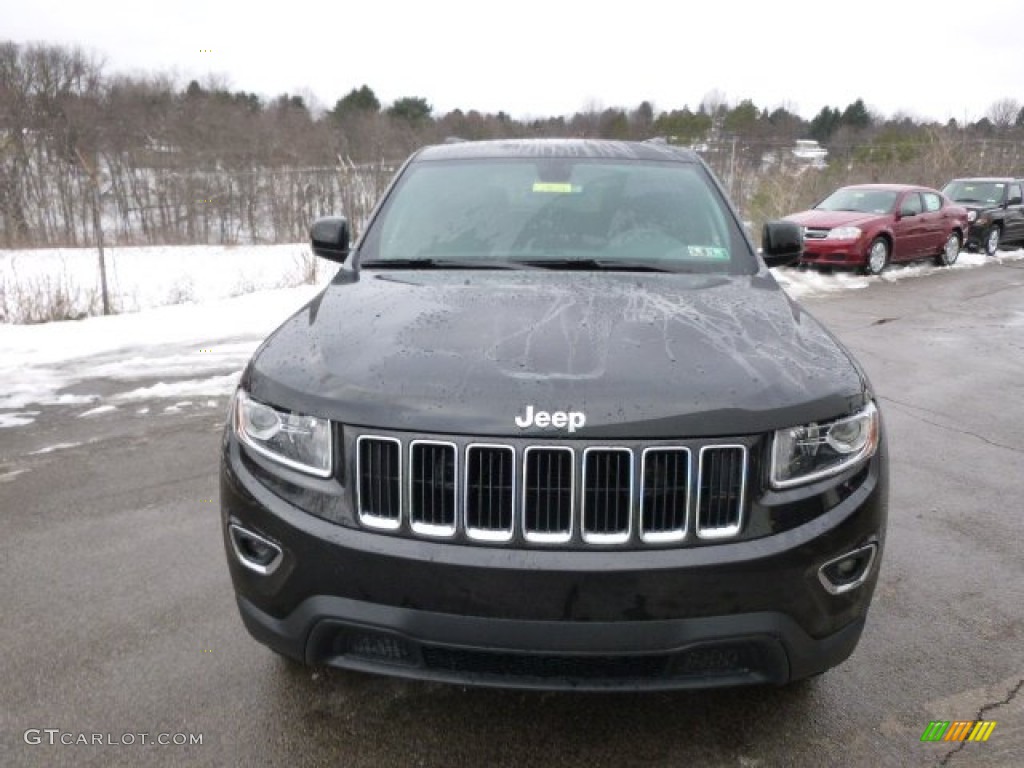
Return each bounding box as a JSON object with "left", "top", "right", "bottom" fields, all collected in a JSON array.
[{"left": 532, "top": 182, "right": 580, "bottom": 194}]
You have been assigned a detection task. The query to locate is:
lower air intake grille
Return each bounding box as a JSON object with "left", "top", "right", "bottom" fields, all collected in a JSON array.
[{"left": 422, "top": 647, "right": 670, "bottom": 680}]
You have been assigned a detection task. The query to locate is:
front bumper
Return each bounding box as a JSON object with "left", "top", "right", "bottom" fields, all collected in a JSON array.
[
  {"left": 799, "top": 240, "right": 868, "bottom": 268},
  {"left": 221, "top": 431, "right": 888, "bottom": 690},
  {"left": 237, "top": 593, "right": 865, "bottom": 690},
  {"left": 964, "top": 223, "right": 990, "bottom": 252}
]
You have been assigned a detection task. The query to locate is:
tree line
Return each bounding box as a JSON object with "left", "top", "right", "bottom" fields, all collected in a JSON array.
[{"left": 2, "top": 41, "right": 1024, "bottom": 248}]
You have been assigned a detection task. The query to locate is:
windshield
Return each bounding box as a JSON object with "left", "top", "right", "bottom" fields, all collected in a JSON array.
[
  {"left": 941, "top": 180, "right": 1005, "bottom": 205},
  {"left": 815, "top": 188, "right": 899, "bottom": 214},
  {"left": 357, "top": 157, "right": 755, "bottom": 274}
]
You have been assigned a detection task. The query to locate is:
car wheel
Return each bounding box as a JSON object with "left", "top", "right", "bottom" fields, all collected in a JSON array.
[
  {"left": 984, "top": 226, "right": 1001, "bottom": 256},
  {"left": 865, "top": 238, "right": 889, "bottom": 275},
  {"left": 936, "top": 232, "right": 961, "bottom": 266}
]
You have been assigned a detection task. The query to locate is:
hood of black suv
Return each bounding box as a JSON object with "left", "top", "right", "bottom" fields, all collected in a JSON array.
[{"left": 246, "top": 268, "right": 867, "bottom": 438}]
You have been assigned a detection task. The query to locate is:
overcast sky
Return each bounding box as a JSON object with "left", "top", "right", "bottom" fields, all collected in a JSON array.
[{"left": 5, "top": 0, "right": 1023, "bottom": 123}]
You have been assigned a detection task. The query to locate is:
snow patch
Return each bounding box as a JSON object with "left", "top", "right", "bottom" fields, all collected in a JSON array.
[
  {"left": 0, "top": 411, "right": 40, "bottom": 428},
  {"left": 29, "top": 442, "right": 83, "bottom": 455},
  {"left": 772, "top": 246, "right": 1024, "bottom": 300},
  {"left": 78, "top": 404, "right": 118, "bottom": 418},
  {"left": 0, "top": 243, "right": 327, "bottom": 321},
  {"left": 0, "top": 467, "right": 30, "bottom": 482},
  {"left": 113, "top": 374, "right": 240, "bottom": 402}
]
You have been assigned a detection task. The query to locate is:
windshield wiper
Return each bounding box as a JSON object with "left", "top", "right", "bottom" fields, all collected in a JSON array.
[
  {"left": 359, "top": 258, "right": 527, "bottom": 270},
  {"left": 511, "top": 258, "right": 679, "bottom": 273}
]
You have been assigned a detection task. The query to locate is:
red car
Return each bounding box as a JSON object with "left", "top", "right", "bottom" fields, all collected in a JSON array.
[{"left": 785, "top": 184, "right": 968, "bottom": 275}]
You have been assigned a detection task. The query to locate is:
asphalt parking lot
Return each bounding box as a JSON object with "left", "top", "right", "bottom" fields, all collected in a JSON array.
[{"left": 1, "top": 261, "right": 1022, "bottom": 767}]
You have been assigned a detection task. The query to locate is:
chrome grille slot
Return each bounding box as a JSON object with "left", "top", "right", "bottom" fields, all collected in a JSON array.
[
  {"left": 465, "top": 444, "right": 515, "bottom": 541},
  {"left": 697, "top": 445, "right": 746, "bottom": 539},
  {"left": 356, "top": 436, "right": 401, "bottom": 529},
  {"left": 640, "top": 447, "right": 690, "bottom": 542},
  {"left": 582, "top": 448, "right": 633, "bottom": 544},
  {"left": 522, "top": 447, "right": 574, "bottom": 543},
  {"left": 409, "top": 440, "right": 457, "bottom": 536}
]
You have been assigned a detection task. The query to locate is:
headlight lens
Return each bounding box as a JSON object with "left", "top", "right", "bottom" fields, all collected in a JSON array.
[
  {"left": 233, "top": 390, "right": 332, "bottom": 477},
  {"left": 966, "top": 210, "right": 977, "bottom": 223},
  {"left": 825, "top": 226, "right": 862, "bottom": 240},
  {"left": 771, "top": 401, "right": 879, "bottom": 489}
]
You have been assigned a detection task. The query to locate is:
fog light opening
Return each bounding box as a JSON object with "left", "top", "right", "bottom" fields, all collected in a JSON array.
[
  {"left": 818, "top": 543, "right": 877, "bottom": 595},
  {"left": 229, "top": 524, "right": 283, "bottom": 575}
]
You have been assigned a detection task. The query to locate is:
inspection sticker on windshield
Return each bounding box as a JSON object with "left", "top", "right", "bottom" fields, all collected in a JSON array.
[
  {"left": 532, "top": 182, "right": 581, "bottom": 194},
  {"left": 687, "top": 245, "right": 729, "bottom": 260}
]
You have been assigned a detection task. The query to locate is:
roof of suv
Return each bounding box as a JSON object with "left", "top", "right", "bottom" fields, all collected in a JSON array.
[{"left": 415, "top": 138, "right": 700, "bottom": 163}]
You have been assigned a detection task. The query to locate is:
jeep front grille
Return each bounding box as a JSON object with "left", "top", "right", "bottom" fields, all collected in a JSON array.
[{"left": 353, "top": 435, "right": 750, "bottom": 546}]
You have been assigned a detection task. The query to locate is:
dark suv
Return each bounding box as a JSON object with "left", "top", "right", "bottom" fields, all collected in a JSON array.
[
  {"left": 220, "top": 139, "right": 888, "bottom": 690},
  {"left": 942, "top": 177, "right": 1024, "bottom": 255}
]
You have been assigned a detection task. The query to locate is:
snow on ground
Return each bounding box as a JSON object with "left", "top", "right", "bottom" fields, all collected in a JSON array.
[
  {"left": 0, "top": 278, "right": 325, "bottom": 428},
  {"left": 78, "top": 404, "right": 119, "bottom": 418},
  {"left": 0, "top": 411, "right": 40, "bottom": 429},
  {"left": 0, "top": 243, "right": 323, "bottom": 321},
  {"left": 0, "top": 243, "right": 1022, "bottom": 430},
  {"left": 28, "top": 441, "right": 84, "bottom": 454},
  {"left": 772, "top": 248, "right": 1022, "bottom": 297},
  {"left": 0, "top": 282, "right": 323, "bottom": 409}
]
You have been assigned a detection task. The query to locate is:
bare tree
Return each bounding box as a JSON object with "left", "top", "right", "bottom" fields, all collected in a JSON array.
[{"left": 987, "top": 98, "right": 1021, "bottom": 129}]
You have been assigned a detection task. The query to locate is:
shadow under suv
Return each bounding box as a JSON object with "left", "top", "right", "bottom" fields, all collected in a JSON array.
[{"left": 220, "top": 138, "right": 888, "bottom": 690}]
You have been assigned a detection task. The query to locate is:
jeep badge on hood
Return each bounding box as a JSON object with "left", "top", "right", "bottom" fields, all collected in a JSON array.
[{"left": 514, "top": 405, "right": 586, "bottom": 432}]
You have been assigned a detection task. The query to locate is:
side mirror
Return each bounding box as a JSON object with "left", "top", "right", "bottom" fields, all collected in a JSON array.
[
  {"left": 310, "top": 216, "right": 350, "bottom": 263},
  {"left": 1007, "top": 196, "right": 1022, "bottom": 206},
  {"left": 761, "top": 220, "right": 803, "bottom": 267}
]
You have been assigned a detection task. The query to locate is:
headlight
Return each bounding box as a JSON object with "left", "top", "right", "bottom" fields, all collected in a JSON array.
[
  {"left": 771, "top": 401, "right": 879, "bottom": 489},
  {"left": 966, "top": 210, "right": 977, "bottom": 223},
  {"left": 976, "top": 215, "right": 990, "bottom": 226},
  {"left": 233, "top": 390, "right": 332, "bottom": 477},
  {"left": 825, "top": 226, "right": 862, "bottom": 240}
]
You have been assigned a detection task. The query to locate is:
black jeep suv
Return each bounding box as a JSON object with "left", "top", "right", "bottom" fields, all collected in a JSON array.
[
  {"left": 220, "top": 139, "right": 888, "bottom": 690},
  {"left": 942, "top": 177, "right": 1024, "bottom": 255}
]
